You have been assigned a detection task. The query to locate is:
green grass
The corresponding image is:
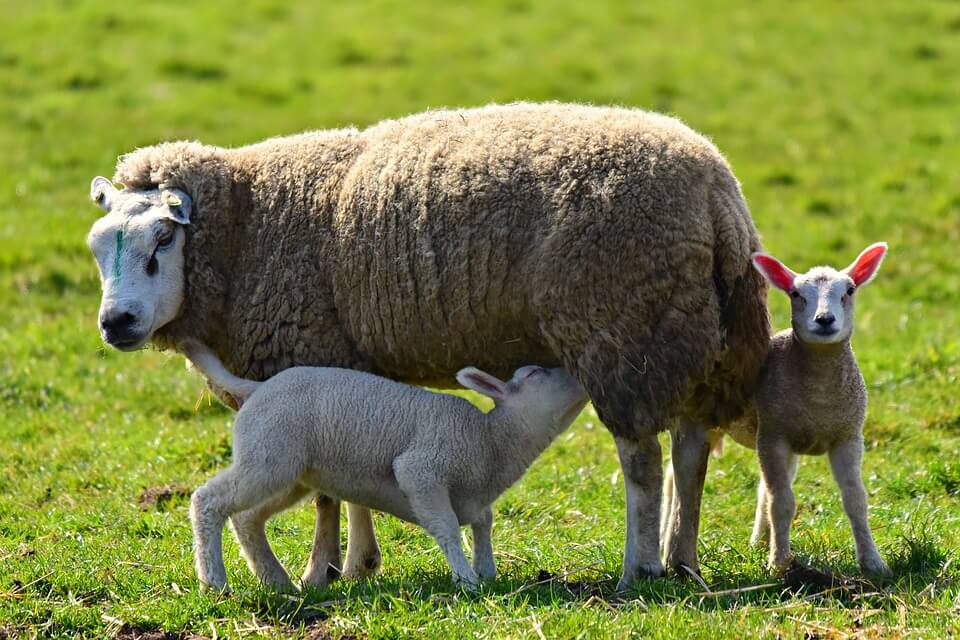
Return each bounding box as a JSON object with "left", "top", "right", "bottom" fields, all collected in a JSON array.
[{"left": 2, "top": 0, "right": 959, "bottom": 637}]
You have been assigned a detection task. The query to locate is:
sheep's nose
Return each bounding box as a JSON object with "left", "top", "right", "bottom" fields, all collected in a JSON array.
[
  {"left": 100, "top": 311, "right": 138, "bottom": 338},
  {"left": 814, "top": 312, "right": 835, "bottom": 327}
]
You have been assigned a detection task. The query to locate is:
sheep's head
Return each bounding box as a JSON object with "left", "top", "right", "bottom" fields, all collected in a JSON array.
[
  {"left": 751, "top": 242, "right": 887, "bottom": 346},
  {"left": 86, "top": 176, "right": 191, "bottom": 351},
  {"left": 456, "top": 365, "right": 587, "bottom": 429}
]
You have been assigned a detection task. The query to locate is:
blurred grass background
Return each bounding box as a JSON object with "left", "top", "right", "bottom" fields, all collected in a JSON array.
[{"left": 1, "top": 1, "right": 958, "bottom": 638}]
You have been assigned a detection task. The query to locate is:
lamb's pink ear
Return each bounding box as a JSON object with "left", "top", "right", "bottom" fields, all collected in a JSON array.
[
  {"left": 751, "top": 252, "right": 797, "bottom": 292},
  {"left": 456, "top": 367, "right": 510, "bottom": 400},
  {"left": 843, "top": 242, "right": 887, "bottom": 287}
]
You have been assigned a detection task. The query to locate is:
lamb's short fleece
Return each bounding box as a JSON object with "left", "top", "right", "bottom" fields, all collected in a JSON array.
[{"left": 183, "top": 340, "right": 587, "bottom": 591}]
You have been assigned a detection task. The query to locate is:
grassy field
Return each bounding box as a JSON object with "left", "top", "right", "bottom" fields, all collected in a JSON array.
[{"left": 2, "top": 0, "right": 959, "bottom": 637}]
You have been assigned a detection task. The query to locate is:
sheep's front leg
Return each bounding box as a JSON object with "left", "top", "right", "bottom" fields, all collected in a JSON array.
[
  {"left": 343, "top": 503, "right": 382, "bottom": 578},
  {"left": 663, "top": 424, "right": 711, "bottom": 575},
  {"left": 471, "top": 506, "right": 496, "bottom": 580},
  {"left": 231, "top": 484, "right": 311, "bottom": 591},
  {"left": 614, "top": 434, "right": 665, "bottom": 589},
  {"left": 301, "top": 495, "right": 343, "bottom": 587},
  {"left": 828, "top": 439, "right": 891, "bottom": 576},
  {"left": 757, "top": 439, "right": 797, "bottom": 573}
]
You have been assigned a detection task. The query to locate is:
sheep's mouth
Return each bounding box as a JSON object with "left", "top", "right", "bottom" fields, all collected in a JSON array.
[{"left": 105, "top": 335, "right": 148, "bottom": 351}]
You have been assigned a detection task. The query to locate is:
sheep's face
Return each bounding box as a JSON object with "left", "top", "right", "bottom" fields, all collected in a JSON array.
[
  {"left": 86, "top": 176, "right": 190, "bottom": 351},
  {"left": 751, "top": 243, "right": 887, "bottom": 347},
  {"left": 456, "top": 366, "right": 587, "bottom": 428}
]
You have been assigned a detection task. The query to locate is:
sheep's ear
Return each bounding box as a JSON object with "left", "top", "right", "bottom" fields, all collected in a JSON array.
[
  {"left": 751, "top": 252, "right": 797, "bottom": 293},
  {"left": 90, "top": 176, "right": 117, "bottom": 212},
  {"left": 843, "top": 242, "right": 887, "bottom": 287},
  {"left": 456, "top": 367, "right": 510, "bottom": 400},
  {"left": 160, "top": 188, "right": 192, "bottom": 225}
]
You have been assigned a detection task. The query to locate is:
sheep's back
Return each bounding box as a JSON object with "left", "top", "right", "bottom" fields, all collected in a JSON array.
[{"left": 332, "top": 103, "right": 730, "bottom": 387}]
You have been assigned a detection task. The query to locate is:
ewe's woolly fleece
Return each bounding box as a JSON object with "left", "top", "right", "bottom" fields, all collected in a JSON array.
[{"left": 113, "top": 102, "right": 769, "bottom": 435}]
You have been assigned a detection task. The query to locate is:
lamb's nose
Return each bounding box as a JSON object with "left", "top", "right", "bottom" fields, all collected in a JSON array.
[{"left": 814, "top": 313, "right": 835, "bottom": 327}]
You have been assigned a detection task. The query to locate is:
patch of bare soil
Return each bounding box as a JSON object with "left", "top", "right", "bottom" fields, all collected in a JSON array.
[{"left": 137, "top": 484, "right": 192, "bottom": 511}]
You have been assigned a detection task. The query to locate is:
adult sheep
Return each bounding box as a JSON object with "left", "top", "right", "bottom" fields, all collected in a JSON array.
[{"left": 86, "top": 102, "right": 769, "bottom": 586}]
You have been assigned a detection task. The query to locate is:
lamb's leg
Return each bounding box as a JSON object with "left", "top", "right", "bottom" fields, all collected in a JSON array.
[
  {"left": 301, "top": 495, "right": 344, "bottom": 587},
  {"left": 230, "top": 484, "right": 310, "bottom": 591},
  {"left": 190, "top": 464, "right": 295, "bottom": 591},
  {"left": 750, "top": 476, "right": 769, "bottom": 546},
  {"left": 471, "top": 506, "right": 496, "bottom": 580},
  {"left": 394, "top": 462, "right": 477, "bottom": 589},
  {"left": 663, "top": 424, "right": 710, "bottom": 575},
  {"left": 751, "top": 454, "right": 796, "bottom": 546},
  {"left": 343, "top": 503, "right": 382, "bottom": 578},
  {"left": 615, "top": 434, "right": 665, "bottom": 589},
  {"left": 828, "top": 439, "right": 891, "bottom": 576},
  {"left": 660, "top": 459, "right": 676, "bottom": 546},
  {"left": 757, "top": 441, "right": 797, "bottom": 573}
]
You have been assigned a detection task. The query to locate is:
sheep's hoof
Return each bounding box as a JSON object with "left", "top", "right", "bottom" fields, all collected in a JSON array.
[
  {"left": 343, "top": 553, "right": 382, "bottom": 578},
  {"left": 616, "top": 560, "right": 665, "bottom": 591}
]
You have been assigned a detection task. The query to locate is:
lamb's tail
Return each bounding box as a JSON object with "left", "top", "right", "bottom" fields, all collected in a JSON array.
[{"left": 180, "top": 339, "right": 262, "bottom": 404}]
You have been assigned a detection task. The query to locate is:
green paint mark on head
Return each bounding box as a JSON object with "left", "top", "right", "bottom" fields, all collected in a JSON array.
[{"left": 113, "top": 227, "right": 125, "bottom": 280}]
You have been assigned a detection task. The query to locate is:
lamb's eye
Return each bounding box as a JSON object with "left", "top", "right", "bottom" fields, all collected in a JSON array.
[
  {"left": 790, "top": 290, "right": 800, "bottom": 300},
  {"left": 157, "top": 233, "right": 174, "bottom": 248},
  {"left": 846, "top": 286, "right": 855, "bottom": 296},
  {"left": 146, "top": 254, "right": 158, "bottom": 276}
]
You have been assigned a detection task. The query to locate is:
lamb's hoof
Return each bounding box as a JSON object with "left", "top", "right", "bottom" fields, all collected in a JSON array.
[
  {"left": 264, "top": 577, "right": 298, "bottom": 593},
  {"left": 199, "top": 580, "right": 231, "bottom": 595},
  {"left": 768, "top": 554, "right": 794, "bottom": 576},
  {"left": 474, "top": 562, "right": 497, "bottom": 581},
  {"left": 616, "top": 560, "right": 665, "bottom": 591},
  {"left": 860, "top": 556, "right": 892, "bottom": 578},
  {"left": 453, "top": 569, "right": 481, "bottom": 592}
]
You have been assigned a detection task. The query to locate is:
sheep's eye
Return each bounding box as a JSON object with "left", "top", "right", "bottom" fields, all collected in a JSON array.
[
  {"left": 846, "top": 286, "right": 855, "bottom": 296},
  {"left": 146, "top": 254, "right": 158, "bottom": 276},
  {"left": 790, "top": 290, "right": 800, "bottom": 300},
  {"left": 157, "top": 232, "right": 174, "bottom": 248}
]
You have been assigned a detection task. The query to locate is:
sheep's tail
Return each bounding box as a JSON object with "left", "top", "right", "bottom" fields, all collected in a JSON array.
[
  {"left": 699, "top": 168, "right": 771, "bottom": 426},
  {"left": 180, "top": 339, "right": 262, "bottom": 404}
]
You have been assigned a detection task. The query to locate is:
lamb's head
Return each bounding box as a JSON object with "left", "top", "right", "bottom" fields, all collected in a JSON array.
[
  {"left": 456, "top": 365, "right": 587, "bottom": 428},
  {"left": 751, "top": 242, "right": 887, "bottom": 345},
  {"left": 86, "top": 176, "right": 191, "bottom": 351}
]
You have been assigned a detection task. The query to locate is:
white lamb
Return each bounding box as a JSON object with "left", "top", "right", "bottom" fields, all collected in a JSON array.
[{"left": 182, "top": 340, "right": 587, "bottom": 592}]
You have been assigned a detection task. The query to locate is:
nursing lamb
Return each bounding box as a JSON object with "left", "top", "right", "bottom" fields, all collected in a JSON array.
[{"left": 182, "top": 340, "right": 587, "bottom": 591}]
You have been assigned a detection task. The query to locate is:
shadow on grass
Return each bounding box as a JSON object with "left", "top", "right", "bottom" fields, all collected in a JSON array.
[{"left": 231, "top": 535, "right": 955, "bottom": 628}]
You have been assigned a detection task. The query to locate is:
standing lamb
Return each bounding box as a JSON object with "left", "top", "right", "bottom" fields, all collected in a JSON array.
[
  {"left": 181, "top": 339, "right": 588, "bottom": 591},
  {"left": 662, "top": 242, "right": 892, "bottom": 575},
  {"left": 86, "top": 102, "right": 769, "bottom": 586}
]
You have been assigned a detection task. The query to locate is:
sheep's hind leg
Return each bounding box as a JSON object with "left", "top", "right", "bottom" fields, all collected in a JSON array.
[
  {"left": 231, "top": 485, "right": 311, "bottom": 591},
  {"left": 343, "top": 503, "right": 382, "bottom": 579},
  {"left": 471, "top": 506, "right": 496, "bottom": 580},
  {"left": 663, "top": 423, "right": 711, "bottom": 576},
  {"left": 828, "top": 440, "right": 891, "bottom": 576},
  {"left": 615, "top": 434, "right": 666, "bottom": 589},
  {"left": 301, "top": 495, "right": 344, "bottom": 588}
]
